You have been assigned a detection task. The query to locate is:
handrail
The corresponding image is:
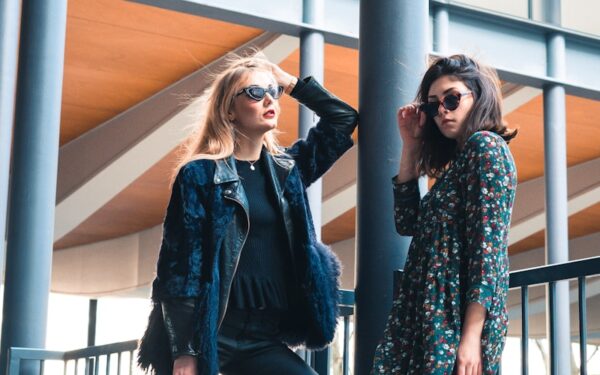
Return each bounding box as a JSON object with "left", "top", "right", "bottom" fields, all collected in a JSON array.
[
  {"left": 507, "top": 256, "right": 600, "bottom": 375},
  {"left": 509, "top": 255, "right": 600, "bottom": 287},
  {"left": 62, "top": 340, "right": 138, "bottom": 360},
  {"left": 8, "top": 340, "right": 139, "bottom": 375}
]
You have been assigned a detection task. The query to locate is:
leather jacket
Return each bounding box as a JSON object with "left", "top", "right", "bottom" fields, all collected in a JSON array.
[{"left": 138, "top": 76, "right": 358, "bottom": 374}]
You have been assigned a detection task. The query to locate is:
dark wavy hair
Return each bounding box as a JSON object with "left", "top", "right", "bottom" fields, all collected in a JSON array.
[{"left": 415, "top": 54, "right": 517, "bottom": 178}]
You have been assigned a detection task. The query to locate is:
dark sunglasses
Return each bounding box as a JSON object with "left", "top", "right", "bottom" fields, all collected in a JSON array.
[
  {"left": 236, "top": 85, "right": 284, "bottom": 101},
  {"left": 419, "top": 91, "right": 472, "bottom": 118}
]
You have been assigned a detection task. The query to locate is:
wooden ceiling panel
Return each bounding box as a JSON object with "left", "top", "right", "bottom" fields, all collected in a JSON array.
[
  {"left": 565, "top": 95, "right": 600, "bottom": 163},
  {"left": 57, "top": 1, "right": 600, "bottom": 256},
  {"left": 68, "top": 0, "right": 255, "bottom": 46},
  {"left": 504, "top": 94, "right": 600, "bottom": 183},
  {"left": 61, "top": 0, "right": 262, "bottom": 145},
  {"left": 59, "top": 103, "right": 116, "bottom": 144},
  {"left": 54, "top": 148, "right": 178, "bottom": 249},
  {"left": 509, "top": 202, "right": 600, "bottom": 254},
  {"left": 323, "top": 208, "right": 356, "bottom": 245},
  {"left": 504, "top": 95, "right": 545, "bottom": 182}
]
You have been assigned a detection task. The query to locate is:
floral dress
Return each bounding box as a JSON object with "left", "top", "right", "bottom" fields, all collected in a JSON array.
[{"left": 371, "top": 131, "right": 517, "bottom": 375}]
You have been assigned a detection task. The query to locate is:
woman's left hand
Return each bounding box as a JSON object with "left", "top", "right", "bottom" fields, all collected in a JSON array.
[
  {"left": 456, "top": 302, "right": 486, "bottom": 375},
  {"left": 456, "top": 334, "right": 482, "bottom": 375},
  {"left": 268, "top": 62, "right": 297, "bottom": 94}
]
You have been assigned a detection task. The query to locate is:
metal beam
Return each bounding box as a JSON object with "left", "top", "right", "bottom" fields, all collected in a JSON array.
[
  {"left": 129, "top": 0, "right": 600, "bottom": 99},
  {"left": 0, "top": 1, "right": 68, "bottom": 373},
  {"left": 130, "top": 0, "right": 357, "bottom": 48}
]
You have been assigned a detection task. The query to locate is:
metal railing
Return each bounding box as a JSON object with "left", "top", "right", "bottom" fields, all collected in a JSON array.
[
  {"left": 7, "top": 291, "right": 356, "bottom": 375},
  {"left": 310, "top": 289, "right": 355, "bottom": 375},
  {"left": 7, "top": 340, "right": 138, "bottom": 375},
  {"left": 509, "top": 255, "right": 600, "bottom": 375},
  {"left": 9, "top": 256, "right": 599, "bottom": 375}
]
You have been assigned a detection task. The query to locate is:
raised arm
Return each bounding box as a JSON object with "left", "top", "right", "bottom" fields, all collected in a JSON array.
[{"left": 269, "top": 63, "right": 358, "bottom": 186}]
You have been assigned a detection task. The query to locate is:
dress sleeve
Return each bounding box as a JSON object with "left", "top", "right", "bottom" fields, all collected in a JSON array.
[
  {"left": 462, "top": 132, "right": 516, "bottom": 311},
  {"left": 391, "top": 177, "right": 421, "bottom": 236},
  {"left": 286, "top": 77, "right": 358, "bottom": 187},
  {"left": 153, "top": 163, "right": 208, "bottom": 299}
]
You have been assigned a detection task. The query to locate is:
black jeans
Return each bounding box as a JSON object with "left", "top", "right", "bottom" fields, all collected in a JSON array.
[{"left": 217, "top": 309, "right": 316, "bottom": 375}]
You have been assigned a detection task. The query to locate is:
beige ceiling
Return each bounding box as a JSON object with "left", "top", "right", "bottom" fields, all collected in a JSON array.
[{"left": 56, "top": 0, "right": 600, "bottom": 257}]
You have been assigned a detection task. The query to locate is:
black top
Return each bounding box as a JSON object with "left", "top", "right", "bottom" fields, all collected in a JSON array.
[{"left": 229, "top": 155, "right": 293, "bottom": 310}]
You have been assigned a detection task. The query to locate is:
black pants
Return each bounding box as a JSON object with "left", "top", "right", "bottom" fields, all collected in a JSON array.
[{"left": 217, "top": 309, "right": 316, "bottom": 375}]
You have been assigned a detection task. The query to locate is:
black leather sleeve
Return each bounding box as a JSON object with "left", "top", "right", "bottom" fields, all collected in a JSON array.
[
  {"left": 290, "top": 76, "right": 358, "bottom": 136},
  {"left": 161, "top": 299, "right": 199, "bottom": 358}
]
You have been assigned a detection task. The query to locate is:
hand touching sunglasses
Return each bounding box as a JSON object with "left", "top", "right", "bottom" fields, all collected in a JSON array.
[
  {"left": 236, "top": 85, "right": 284, "bottom": 101},
  {"left": 419, "top": 91, "right": 472, "bottom": 118}
]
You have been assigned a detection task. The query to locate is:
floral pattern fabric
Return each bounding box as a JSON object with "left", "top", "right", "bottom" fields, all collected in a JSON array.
[{"left": 372, "top": 131, "right": 517, "bottom": 375}]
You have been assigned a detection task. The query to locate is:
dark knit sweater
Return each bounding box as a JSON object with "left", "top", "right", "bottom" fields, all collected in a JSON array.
[{"left": 229, "top": 155, "right": 293, "bottom": 310}]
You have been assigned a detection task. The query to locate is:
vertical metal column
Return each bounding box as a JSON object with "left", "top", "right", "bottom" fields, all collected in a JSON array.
[
  {"left": 355, "top": 1, "right": 428, "bottom": 373},
  {"left": 0, "top": 1, "right": 68, "bottom": 374},
  {"left": 300, "top": 1, "right": 328, "bottom": 372},
  {"left": 87, "top": 299, "right": 98, "bottom": 347},
  {"left": 542, "top": 1, "right": 571, "bottom": 374},
  {"left": 0, "top": 0, "right": 22, "bottom": 276},
  {"left": 299, "top": 0, "right": 325, "bottom": 240},
  {"left": 433, "top": 0, "right": 449, "bottom": 55}
]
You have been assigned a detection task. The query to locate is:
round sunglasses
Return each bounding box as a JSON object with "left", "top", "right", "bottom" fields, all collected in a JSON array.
[
  {"left": 419, "top": 91, "right": 472, "bottom": 118},
  {"left": 236, "top": 85, "right": 284, "bottom": 101}
]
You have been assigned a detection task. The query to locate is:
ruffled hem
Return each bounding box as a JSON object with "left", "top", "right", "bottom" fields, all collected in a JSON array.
[{"left": 229, "top": 275, "right": 289, "bottom": 310}]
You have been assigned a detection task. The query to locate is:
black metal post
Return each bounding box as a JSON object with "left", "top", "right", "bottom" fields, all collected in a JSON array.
[
  {"left": 355, "top": 1, "right": 428, "bottom": 373},
  {"left": 521, "top": 286, "right": 529, "bottom": 375},
  {"left": 87, "top": 299, "right": 98, "bottom": 347},
  {"left": 578, "top": 277, "right": 587, "bottom": 375}
]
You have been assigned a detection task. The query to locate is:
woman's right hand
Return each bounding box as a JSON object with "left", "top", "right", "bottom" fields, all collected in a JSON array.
[
  {"left": 173, "top": 355, "right": 197, "bottom": 375},
  {"left": 397, "top": 104, "right": 425, "bottom": 151},
  {"left": 394, "top": 104, "right": 426, "bottom": 183}
]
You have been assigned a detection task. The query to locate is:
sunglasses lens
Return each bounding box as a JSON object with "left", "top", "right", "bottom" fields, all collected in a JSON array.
[
  {"left": 244, "top": 85, "right": 284, "bottom": 100},
  {"left": 247, "top": 87, "right": 266, "bottom": 100},
  {"left": 443, "top": 94, "right": 460, "bottom": 110}
]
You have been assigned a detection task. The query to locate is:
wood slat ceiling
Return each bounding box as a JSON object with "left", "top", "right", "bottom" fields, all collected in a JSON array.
[
  {"left": 61, "top": 0, "right": 262, "bottom": 145},
  {"left": 56, "top": 1, "right": 600, "bottom": 256}
]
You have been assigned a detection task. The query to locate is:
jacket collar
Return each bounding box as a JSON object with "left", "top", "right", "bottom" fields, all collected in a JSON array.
[
  {"left": 263, "top": 149, "right": 294, "bottom": 196},
  {"left": 213, "top": 149, "right": 295, "bottom": 194},
  {"left": 213, "top": 157, "right": 239, "bottom": 185}
]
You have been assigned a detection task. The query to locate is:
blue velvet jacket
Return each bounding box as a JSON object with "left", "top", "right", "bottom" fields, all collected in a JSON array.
[{"left": 137, "top": 77, "right": 358, "bottom": 375}]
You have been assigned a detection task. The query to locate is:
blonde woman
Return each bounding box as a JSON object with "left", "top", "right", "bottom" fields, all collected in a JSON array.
[{"left": 137, "top": 55, "right": 358, "bottom": 375}]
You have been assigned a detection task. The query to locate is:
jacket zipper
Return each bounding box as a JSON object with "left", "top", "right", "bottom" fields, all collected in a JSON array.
[{"left": 217, "top": 194, "right": 250, "bottom": 329}]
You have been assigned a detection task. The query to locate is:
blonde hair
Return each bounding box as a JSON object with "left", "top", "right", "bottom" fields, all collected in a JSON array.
[{"left": 175, "top": 53, "right": 284, "bottom": 177}]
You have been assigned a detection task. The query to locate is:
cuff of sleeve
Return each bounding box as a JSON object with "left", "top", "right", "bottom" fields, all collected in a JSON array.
[
  {"left": 392, "top": 177, "right": 420, "bottom": 200},
  {"left": 162, "top": 299, "right": 199, "bottom": 358},
  {"left": 289, "top": 76, "right": 308, "bottom": 96},
  {"left": 466, "top": 284, "right": 493, "bottom": 311}
]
